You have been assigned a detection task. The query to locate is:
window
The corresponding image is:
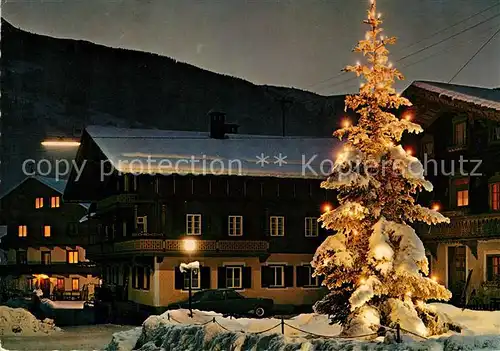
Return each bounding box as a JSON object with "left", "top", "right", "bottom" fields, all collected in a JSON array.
[
  {"left": 72, "top": 278, "right": 79, "bottom": 291},
  {"left": 124, "top": 175, "right": 130, "bottom": 192},
  {"left": 132, "top": 266, "right": 151, "bottom": 290},
  {"left": 41, "top": 251, "right": 51, "bottom": 265},
  {"left": 270, "top": 216, "right": 285, "bottom": 237},
  {"left": 457, "top": 190, "right": 469, "bottom": 207},
  {"left": 453, "top": 178, "right": 469, "bottom": 207},
  {"left": 50, "top": 196, "right": 60, "bottom": 208},
  {"left": 43, "top": 225, "right": 51, "bottom": 237},
  {"left": 57, "top": 278, "right": 65, "bottom": 290},
  {"left": 136, "top": 216, "right": 147, "bottom": 234},
  {"left": 186, "top": 214, "right": 201, "bottom": 235},
  {"left": 18, "top": 225, "right": 27, "bottom": 237},
  {"left": 270, "top": 265, "right": 285, "bottom": 288},
  {"left": 490, "top": 183, "right": 500, "bottom": 210},
  {"left": 228, "top": 216, "right": 243, "bottom": 236},
  {"left": 423, "top": 141, "right": 434, "bottom": 157},
  {"left": 183, "top": 268, "right": 200, "bottom": 290},
  {"left": 123, "top": 222, "right": 127, "bottom": 237},
  {"left": 486, "top": 255, "right": 500, "bottom": 282},
  {"left": 67, "top": 250, "right": 78, "bottom": 264},
  {"left": 453, "top": 121, "right": 467, "bottom": 146},
  {"left": 304, "top": 217, "right": 319, "bottom": 237},
  {"left": 225, "top": 266, "right": 242, "bottom": 289},
  {"left": 17, "top": 250, "right": 27, "bottom": 265},
  {"left": 490, "top": 124, "right": 500, "bottom": 142},
  {"left": 35, "top": 197, "right": 43, "bottom": 209},
  {"left": 304, "top": 265, "right": 319, "bottom": 287}
]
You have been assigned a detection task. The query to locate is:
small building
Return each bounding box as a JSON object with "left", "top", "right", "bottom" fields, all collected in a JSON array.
[
  {"left": 0, "top": 176, "right": 99, "bottom": 299},
  {"left": 64, "top": 113, "right": 340, "bottom": 314},
  {"left": 403, "top": 81, "right": 500, "bottom": 304}
]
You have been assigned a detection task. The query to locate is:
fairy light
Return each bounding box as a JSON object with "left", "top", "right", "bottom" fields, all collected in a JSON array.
[
  {"left": 378, "top": 13, "right": 382, "bottom": 18},
  {"left": 360, "top": 83, "right": 365, "bottom": 88},
  {"left": 432, "top": 203, "right": 441, "bottom": 212},
  {"left": 403, "top": 113, "right": 412, "bottom": 121},
  {"left": 342, "top": 119, "right": 351, "bottom": 128},
  {"left": 388, "top": 62, "right": 393, "bottom": 68},
  {"left": 322, "top": 203, "right": 332, "bottom": 213},
  {"left": 405, "top": 147, "right": 413, "bottom": 156},
  {"left": 360, "top": 278, "right": 366, "bottom": 284},
  {"left": 431, "top": 275, "right": 438, "bottom": 282}
]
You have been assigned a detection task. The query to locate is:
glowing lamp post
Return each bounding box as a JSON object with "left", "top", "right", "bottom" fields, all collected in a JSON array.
[{"left": 182, "top": 239, "right": 197, "bottom": 317}]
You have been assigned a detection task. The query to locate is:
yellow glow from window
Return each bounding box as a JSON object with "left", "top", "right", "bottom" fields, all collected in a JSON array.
[
  {"left": 44, "top": 226, "right": 51, "bottom": 237},
  {"left": 51, "top": 196, "right": 60, "bottom": 208},
  {"left": 35, "top": 198, "right": 44, "bottom": 209},
  {"left": 18, "top": 225, "right": 27, "bottom": 237},
  {"left": 68, "top": 251, "right": 79, "bottom": 264},
  {"left": 72, "top": 278, "right": 79, "bottom": 291},
  {"left": 41, "top": 141, "right": 80, "bottom": 147}
]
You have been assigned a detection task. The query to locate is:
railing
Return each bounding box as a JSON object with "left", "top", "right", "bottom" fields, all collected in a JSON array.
[
  {"left": 87, "top": 239, "right": 269, "bottom": 256},
  {"left": 97, "top": 193, "right": 138, "bottom": 211},
  {"left": 0, "top": 263, "right": 98, "bottom": 275},
  {"left": 417, "top": 212, "right": 500, "bottom": 240}
]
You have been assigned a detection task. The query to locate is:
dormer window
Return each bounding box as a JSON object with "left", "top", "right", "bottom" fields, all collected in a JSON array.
[
  {"left": 35, "top": 198, "right": 44, "bottom": 209},
  {"left": 452, "top": 178, "right": 469, "bottom": 208},
  {"left": 490, "top": 180, "right": 500, "bottom": 211},
  {"left": 50, "top": 196, "right": 60, "bottom": 208},
  {"left": 490, "top": 123, "right": 500, "bottom": 143}
]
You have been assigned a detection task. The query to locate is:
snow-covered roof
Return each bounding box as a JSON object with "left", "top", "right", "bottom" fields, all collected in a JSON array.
[
  {"left": 0, "top": 176, "right": 89, "bottom": 209},
  {"left": 85, "top": 125, "right": 341, "bottom": 179},
  {"left": 412, "top": 81, "right": 500, "bottom": 111}
]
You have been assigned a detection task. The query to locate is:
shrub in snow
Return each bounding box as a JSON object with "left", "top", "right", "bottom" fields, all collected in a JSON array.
[{"left": 311, "top": 0, "right": 451, "bottom": 337}]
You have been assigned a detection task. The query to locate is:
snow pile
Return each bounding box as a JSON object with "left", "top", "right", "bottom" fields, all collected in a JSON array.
[
  {"left": 106, "top": 304, "right": 500, "bottom": 351},
  {"left": 41, "top": 298, "right": 85, "bottom": 310},
  {"left": 0, "top": 306, "right": 58, "bottom": 336}
]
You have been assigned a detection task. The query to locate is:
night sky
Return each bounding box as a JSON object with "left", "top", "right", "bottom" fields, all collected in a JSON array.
[{"left": 2, "top": 0, "right": 500, "bottom": 94}]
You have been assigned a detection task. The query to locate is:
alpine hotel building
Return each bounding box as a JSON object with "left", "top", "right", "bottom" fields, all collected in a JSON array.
[{"left": 64, "top": 113, "right": 339, "bottom": 312}]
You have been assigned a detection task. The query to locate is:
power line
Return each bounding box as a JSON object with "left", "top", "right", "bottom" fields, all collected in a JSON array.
[
  {"left": 398, "top": 2, "right": 500, "bottom": 52},
  {"left": 305, "top": 8, "right": 500, "bottom": 92},
  {"left": 315, "top": 13, "right": 500, "bottom": 93},
  {"left": 448, "top": 26, "right": 500, "bottom": 83}
]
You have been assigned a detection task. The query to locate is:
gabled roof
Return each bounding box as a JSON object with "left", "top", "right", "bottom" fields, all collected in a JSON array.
[
  {"left": 81, "top": 125, "right": 340, "bottom": 179},
  {"left": 0, "top": 176, "right": 89, "bottom": 209},
  {"left": 412, "top": 81, "right": 500, "bottom": 111}
]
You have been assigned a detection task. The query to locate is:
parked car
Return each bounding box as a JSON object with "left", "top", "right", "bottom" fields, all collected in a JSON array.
[{"left": 167, "top": 289, "right": 273, "bottom": 317}]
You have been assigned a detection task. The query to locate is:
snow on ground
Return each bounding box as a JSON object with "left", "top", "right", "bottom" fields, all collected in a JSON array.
[
  {"left": 0, "top": 306, "right": 58, "bottom": 336},
  {"left": 1, "top": 324, "right": 134, "bottom": 351},
  {"left": 107, "top": 304, "right": 500, "bottom": 351},
  {"left": 40, "top": 299, "right": 85, "bottom": 310}
]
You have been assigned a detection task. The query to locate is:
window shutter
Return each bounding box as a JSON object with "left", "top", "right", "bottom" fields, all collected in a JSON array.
[
  {"left": 261, "top": 266, "right": 271, "bottom": 288},
  {"left": 145, "top": 267, "right": 151, "bottom": 290},
  {"left": 242, "top": 267, "right": 252, "bottom": 289},
  {"left": 285, "top": 265, "right": 294, "bottom": 287},
  {"left": 296, "top": 266, "right": 306, "bottom": 287},
  {"left": 487, "top": 256, "right": 493, "bottom": 281},
  {"left": 201, "top": 266, "right": 211, "bottom": 289},
  {"left": 132, "top": 266, "right": 137, "bottom": 289},
  {"left": 174, "top": 267, "right": 183, "bottom": 290},
  {"left": 217, "top": 267, "right": 226, "bottom": 288}
]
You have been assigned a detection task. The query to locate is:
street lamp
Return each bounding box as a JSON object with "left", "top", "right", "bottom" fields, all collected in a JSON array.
[{"left": 182, "top": 239, "right": 197, "bottom": 317}]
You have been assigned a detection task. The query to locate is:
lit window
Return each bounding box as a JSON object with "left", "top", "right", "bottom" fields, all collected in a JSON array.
[
  {"left": 269, "top": 265, "right": 285, "bottom": 287},
  {"left": 186, "top": 214, "right": 201, "bottom": 235},
  {"left": 457, "top": 190, "right": 469, "bottom": 207},
  {"left": 226, "top": 266, "right": 242, "bottom": 289},
  {"left": 454, "top": 121, "right": 467, "bottom": 146},
  {"left": 35, "top": 198, "right": 44, "bottom": 209},
  {"left": 183, "top": 268, "right": 200, "bottom": 290},
  {"left": 67, "top": 250, "right": 78, "bottom": 264},
  {"left": 270, "top": 216, "right": 285, "bottom": 236},
  {"left": 490, "top": 183, "right": 500, "bottom": 210},
  {"left": 228, "top": 216, "right": 243, "bottom": 236},
  {"left": 18, "top": 225, "right": 27, "bottom": 237},
  {"left": 41, "top": 251, "right": 51, "bottom": 265},
  {"left": 44, "top": 225, "right": 51, "bottom": 237},
  {"left": 72, "top": 278, "right": 79, "bottom": 291},
  {"left": 56, "top": 278, "right": 65, "bottom": 290},
  {"left": 304, "top": 217, "right": 319, "bottom": 237},
  {"left": 50, "top": 196, "right": 60, "bottom": 208}
]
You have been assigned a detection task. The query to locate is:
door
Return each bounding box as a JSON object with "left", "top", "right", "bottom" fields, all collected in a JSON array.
[
  {"left": 40, "top": 278, "right": 51, "bottom": 298},
  {"left": 448, "top": 245, "right": 466, "bottom": 303}
]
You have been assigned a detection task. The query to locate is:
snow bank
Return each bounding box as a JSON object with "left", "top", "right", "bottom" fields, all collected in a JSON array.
[
  {"left": 0, "top": 306, "right": 59, "bottom": 336},
  {"left": 41, "top": 299, "right": 85, "bottom": 310},
  {"left": 106, "top": 304, "right": 500, "bottom": 351}
]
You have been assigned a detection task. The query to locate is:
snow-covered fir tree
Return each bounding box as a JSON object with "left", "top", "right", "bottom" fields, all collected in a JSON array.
[{"left": 312, "top": 0, "right": 453, "bottom": 337}]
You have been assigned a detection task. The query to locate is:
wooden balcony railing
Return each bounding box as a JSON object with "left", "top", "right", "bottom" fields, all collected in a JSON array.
[
  {"left": 417, "top": 212, "right": 500, "bottom": 240},
  {"left": 86, "top": 239, "right": 269, "bottom": 257},
  {"left": 0, "top": 263, "right": 98, "bottom": 276},
  {"left": 97, "top": 193, "right": 138, "bottom": 212}
]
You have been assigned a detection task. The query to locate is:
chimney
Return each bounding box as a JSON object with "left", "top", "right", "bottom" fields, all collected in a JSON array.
[{"left": 208, "top": 111, "right": 239, "bottom": 139}]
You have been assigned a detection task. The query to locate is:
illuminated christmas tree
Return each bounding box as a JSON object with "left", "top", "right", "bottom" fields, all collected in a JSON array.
[{"left": 312, "top": 0, "right": 452, "bottom": 337}]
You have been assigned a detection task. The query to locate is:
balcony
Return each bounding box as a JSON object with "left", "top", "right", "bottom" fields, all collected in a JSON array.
[
  {"left": 96, "top": 193, "right": 139, "bottom": 212},
  {"left": 0, "top": 263, "right": 98, "bottom": 276},
  {"left": 86, "top": 239, "right": 270, "bottom": 258},
  {"left": 417, "top": 212, "right": 500, "bottom": 241}
]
